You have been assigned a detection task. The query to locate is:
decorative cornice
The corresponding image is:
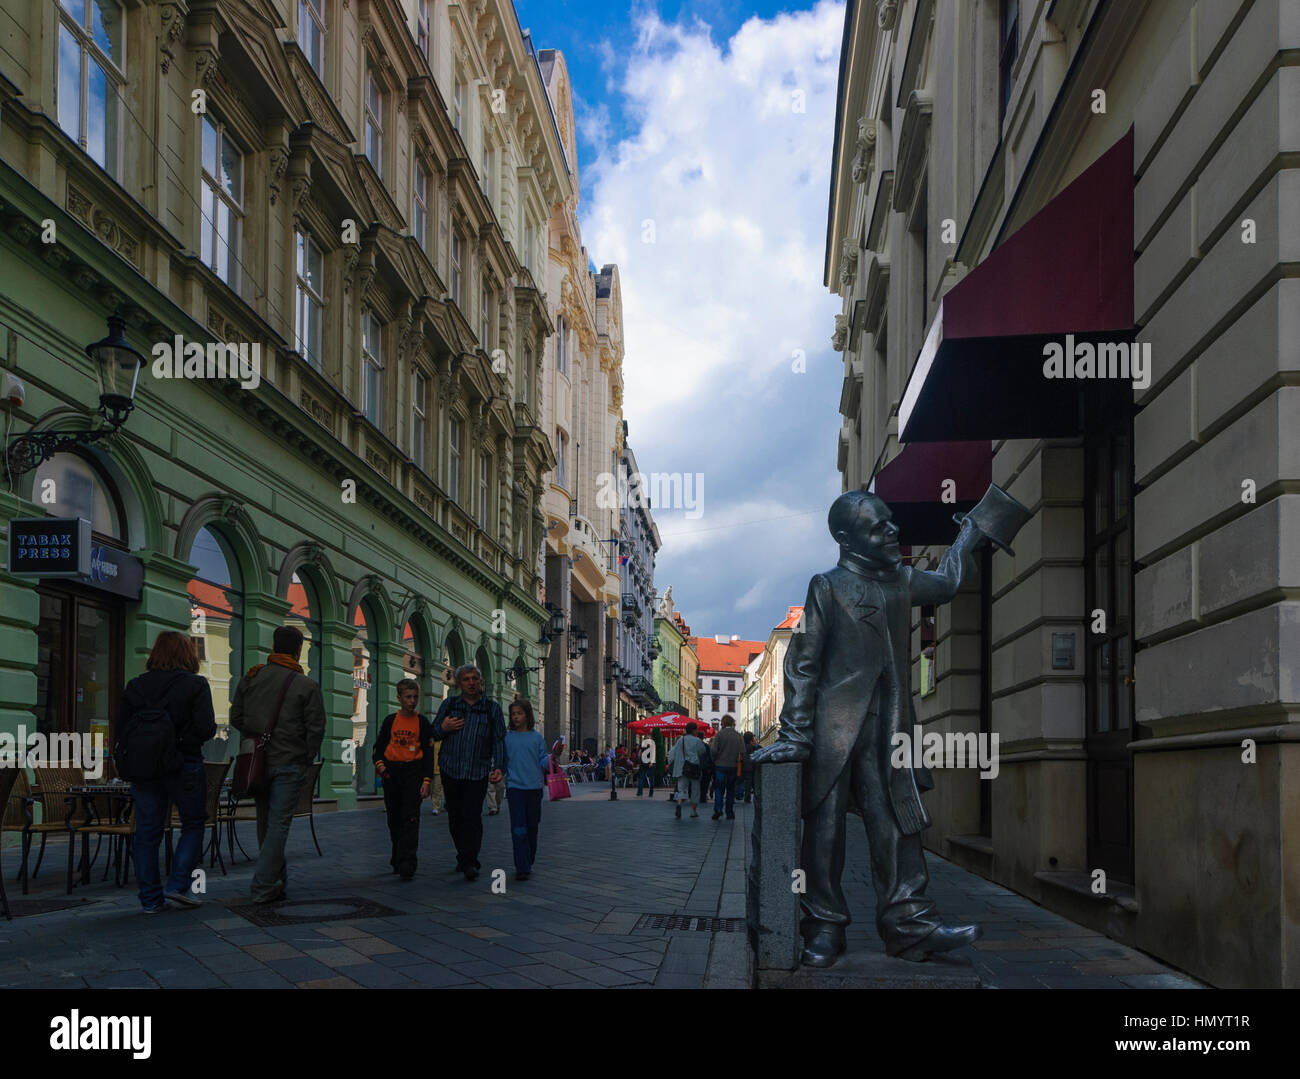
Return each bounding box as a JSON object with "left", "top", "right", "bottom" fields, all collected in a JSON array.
[
  {"left": 851, "top": 117, "right": 876, "bottom": 184},
  {"left": 831, "top": 313, "right": 848, "bottom": 352}
]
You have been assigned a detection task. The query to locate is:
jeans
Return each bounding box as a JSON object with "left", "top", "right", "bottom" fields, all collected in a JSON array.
[
  {"left": 251, "top": 763, "right": 308, "bottom": 901},
  {"left": 636, "top": 764, "right": 656, "bottom": 795},
  {"left": 506, "top": 787, "right": 543, "bottom": 873},
  {"left": 381, "top": 761, "right": 424, "bottom": 876},
  {"left": 713, "top": 768, "right": 737, "bottom": 816},
  {"left": 132, "top": 759, "right": 207, "bottom": 909},
  {"left": 442, "top": 775, "right": 489, "bottom": 870}
]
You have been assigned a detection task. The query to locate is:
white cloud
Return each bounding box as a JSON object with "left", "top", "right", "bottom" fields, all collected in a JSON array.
[{"left": 580, "top": 1, "right": 845, "bottom": 639}]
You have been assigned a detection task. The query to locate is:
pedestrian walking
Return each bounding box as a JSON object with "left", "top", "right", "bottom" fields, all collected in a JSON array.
[
  {"left": 373, "top": 678, "right": 435, "bottom": 880},
  {"left": 432, "top": 665, "right": 505, "bottom": 881},
  {"left": 710, "top": 716, "right": 743, "bottom": 820},
  {"left": 484, "top": 769, "right": 506, "bottom": 816},
  {"left": 503, "top": 699, "right": 551, "bottom": 880},
  {"left": 739, "top": 731, "right": 756, "bottom": 802},
  {"left": 636, "top": 735, "right": 656, "bottom": 797},
  {"left": 118, "top": 631, "right": 217, "bottom": 914},
  {"left": 698, "top": 736, "right": 714, "bottom": 803},
  {"left": 229, "top": 625, "right": 326, "bottom": 904},
  {"left": 666, "top": 723, "right": 706, "bottom": 819}
]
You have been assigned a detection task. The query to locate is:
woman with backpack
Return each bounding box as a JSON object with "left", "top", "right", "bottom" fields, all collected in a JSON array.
[
  {"left": 117, "top": 631, "right": 217, "bottom": 914},
  {"left": 666, "top": 723, "right": 706, "bottom": 820}
]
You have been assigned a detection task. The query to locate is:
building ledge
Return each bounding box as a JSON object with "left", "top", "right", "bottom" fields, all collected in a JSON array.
[{"left": 1035, "top": 870, "right": 1140, "bottom": 914}]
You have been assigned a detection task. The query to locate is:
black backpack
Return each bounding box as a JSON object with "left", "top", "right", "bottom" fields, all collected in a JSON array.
[{"left": 115, "top": 675, "right": 185, "bottom": 781}]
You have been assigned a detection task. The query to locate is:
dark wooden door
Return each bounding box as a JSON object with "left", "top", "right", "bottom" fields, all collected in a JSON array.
[
  {"left": 1085, "top": 423, "right": 1137, "bottom": 883},
  {"left": 34, "top": 584, "right": 124, "bottom": 752}
]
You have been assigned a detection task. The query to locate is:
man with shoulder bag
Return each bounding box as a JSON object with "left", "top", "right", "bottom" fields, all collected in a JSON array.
[{"left": 230, "top": 625, "right": 326, "bottom": 903}]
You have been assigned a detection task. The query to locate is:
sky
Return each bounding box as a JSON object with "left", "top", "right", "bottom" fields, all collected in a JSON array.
[{"left": 516, "top": 0, "right": 847, "bottom": 643}]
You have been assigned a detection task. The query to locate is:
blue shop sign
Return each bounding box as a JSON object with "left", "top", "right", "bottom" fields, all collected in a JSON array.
[{"left": 8, "top": 517, "right": 91, "bottom": 578}]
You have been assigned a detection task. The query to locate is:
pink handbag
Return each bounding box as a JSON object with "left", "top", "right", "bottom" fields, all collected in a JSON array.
[{"left": 546, "top": 760, "right": 571, "bottom": 801}]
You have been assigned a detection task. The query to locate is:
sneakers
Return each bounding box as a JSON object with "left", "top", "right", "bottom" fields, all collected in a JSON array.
[
  {"left": 515, "top": 872, "right": 531, "bottom": 881},
  {"left": 712, "top": 811, "right": 722, "bottom": 820},
  {"left": 142, "top": 903, "right": 167, "bottom": 915},
  {"left": 431, "top": 808, "right": 440, "bottom": 815},
  {"left": 165, "top": 890, "right": 202, "bottom": 909},
  {"left": 464, "top": 867, "right": 480, "bottom": 881}
]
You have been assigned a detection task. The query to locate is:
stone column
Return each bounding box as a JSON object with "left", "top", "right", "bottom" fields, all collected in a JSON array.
[
  {"left": 318, "top": 617, "right": 359, "bottom": 810},
  {"left": 129, "top": 550, "right": 198, "bottom": 675},
  {"left": 0, "top": 493, "right": 40, "bottom": 837}
]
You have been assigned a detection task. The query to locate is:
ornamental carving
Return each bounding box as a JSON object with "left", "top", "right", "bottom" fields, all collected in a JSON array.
[
  {"left": 300, "top": 389, "right": 332, "bottom": 428},
  {"left": 193, "top": 48, "right": 218, "bottom": 85},
  {"left": 832, "top": 314, "right": 849, "bottom": 352},
  {"left": 267, "top": 147, "right": 289, "bottom": 205},
  {"left": 839, "top": 238, "right": 859, "bottom": 289},
  {"left": 877, "top": 0, "right": 898, "bottom": 31},
  {"left": 852, "top": 118, "right": 877, "bottom": 184},
  {"left": 291, "top": 64, "right": 346, "bottom": 142},
  {"left": 70, "top": 189, "right": 141, "bottom": 267},
  {"left": 159, "top": 3, "right": 186, "bottom": 74},
  {"left": 365, "top": 446, "right": 391, "bottom": 479}
]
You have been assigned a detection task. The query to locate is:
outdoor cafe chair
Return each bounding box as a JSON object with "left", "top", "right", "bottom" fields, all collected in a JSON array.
[
  {"left": 0, "top": 767, "right": 19, "bottom": 919},
  {"left": 224, "top": 759, "right": 325, "bottom": 864},
  {"left": 74, "top": 788, "right": 135, "bottom": 889},
  {"left": 26, "top": 765, "right": 88, "bottom": 894}
]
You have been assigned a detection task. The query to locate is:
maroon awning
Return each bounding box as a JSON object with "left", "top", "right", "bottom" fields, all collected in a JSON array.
[
  {"left": 870, "top": 441, "right": 991, "bottom": 545},
  {"left": 899, "top": 129, "right": 1135, "bottom": 442}
]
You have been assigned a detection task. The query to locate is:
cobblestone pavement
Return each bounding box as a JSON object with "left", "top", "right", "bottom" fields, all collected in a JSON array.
[{"left": 0, "top": 783, "right": 1202, "bottom": 988}]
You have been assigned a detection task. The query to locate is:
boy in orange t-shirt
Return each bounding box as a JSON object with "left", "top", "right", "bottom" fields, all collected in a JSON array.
[{"left": 374, "top": 678, "right": 436, "bottom": 879}]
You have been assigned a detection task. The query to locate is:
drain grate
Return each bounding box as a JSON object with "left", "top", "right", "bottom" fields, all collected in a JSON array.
[
  {"left": 633, "top": 914, "right": 746, "bottom": 933},
  {"left": 225, "top": 896, "right": 404, "bottom": 927}
]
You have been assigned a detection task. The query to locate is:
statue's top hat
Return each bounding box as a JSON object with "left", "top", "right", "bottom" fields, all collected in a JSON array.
[{"left": 953, "top": 483, "right": 1032, "bottom": 556}]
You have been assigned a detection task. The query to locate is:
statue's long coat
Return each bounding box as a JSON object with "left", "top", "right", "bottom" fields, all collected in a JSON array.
[{"left": 777, "top": 530, "right": 980, "bottom": 834}]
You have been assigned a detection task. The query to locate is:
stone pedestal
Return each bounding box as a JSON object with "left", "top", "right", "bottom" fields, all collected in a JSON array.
[{"left": 747, "top": 762, "right": 802, "bottom": 970}]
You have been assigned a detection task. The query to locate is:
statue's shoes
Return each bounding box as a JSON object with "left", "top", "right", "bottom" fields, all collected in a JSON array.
[
  {"left": 800, "top": 926, "right": 846, "bottom": 968},
  {"left": 892, "top": 924, "right": 983, "bottom": 962}
]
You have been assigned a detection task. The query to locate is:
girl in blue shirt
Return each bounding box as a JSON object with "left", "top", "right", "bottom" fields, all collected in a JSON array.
[{"left": 504, "top": 698, "right": 552, "bottom": 880}]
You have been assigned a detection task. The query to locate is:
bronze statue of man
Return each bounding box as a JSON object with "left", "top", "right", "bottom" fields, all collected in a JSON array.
[{"left": 752, "top": 489, "right": 992, "bottom": 967}]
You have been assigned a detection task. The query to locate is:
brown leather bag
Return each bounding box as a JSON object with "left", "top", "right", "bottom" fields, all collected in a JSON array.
[{"left": 231, "top": 669, "right": 297, "bottom": 798}]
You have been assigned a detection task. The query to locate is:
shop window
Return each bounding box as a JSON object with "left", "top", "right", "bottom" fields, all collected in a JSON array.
[{"left": 285, "top": 570, "right": 322, "bottom": 684}]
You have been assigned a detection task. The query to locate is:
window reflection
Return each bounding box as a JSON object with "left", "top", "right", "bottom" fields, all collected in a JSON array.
[{"left": 188, "top": 526, "right": 243, "bottom": 761}]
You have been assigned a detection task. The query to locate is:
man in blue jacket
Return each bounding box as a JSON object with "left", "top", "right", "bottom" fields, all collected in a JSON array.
[{"left": 432, "top": 665, "right": 504, "bottom": 881}]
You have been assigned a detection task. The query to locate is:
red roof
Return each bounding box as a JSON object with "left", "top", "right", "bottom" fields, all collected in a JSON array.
[
  {"left": 689, "top": 637, "right": 764, "bottom": 674},
  {"left": 775, "top": 606, "right": 804, "bottom": 631}
]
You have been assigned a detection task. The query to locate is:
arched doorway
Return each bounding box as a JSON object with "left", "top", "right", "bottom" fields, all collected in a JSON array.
[
  {"left": 442, "top": 628, "right": 464, "bottom": 702},
  {"left": 187, "top": 525, "right": 244, "bottom": 761},
  {"left": 351, "top": 600, "right": 384, "bottom": 793},
  {"left": 402, "top": 617, "right": 430, "bottom": 714},
  {"left": 30, "top": 451, "right": 128, "bottom": 751},
  {"left": 286, "top": 571, "right": 323, "bottom": 684}
]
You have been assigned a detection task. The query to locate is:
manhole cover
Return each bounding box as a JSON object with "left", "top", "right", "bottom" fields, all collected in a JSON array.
[
  {"left": 633, "top": 914, "right": 745, "bottom": 932},
  {"left": 226, "top": 896, "right": 403, "bottom": 927}
]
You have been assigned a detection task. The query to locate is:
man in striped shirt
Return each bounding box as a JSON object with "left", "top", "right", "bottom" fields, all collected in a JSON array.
[{"left": 432, "top": 665, "right": 505, "bottom": 881}]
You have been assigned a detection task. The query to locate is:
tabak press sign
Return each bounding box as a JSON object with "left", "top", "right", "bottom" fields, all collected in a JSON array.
[{"left": 8, "top": 517, "right": 91, "bottom": 578}]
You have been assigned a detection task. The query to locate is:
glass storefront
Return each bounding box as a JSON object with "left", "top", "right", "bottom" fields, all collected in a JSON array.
[{"left": 187, "top": 525, "right": 243, "bottom": 761}]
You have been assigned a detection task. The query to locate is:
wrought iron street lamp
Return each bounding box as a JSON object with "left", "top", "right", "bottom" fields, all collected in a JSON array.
[{"left": 4, "top": 314, "right": 145, "bottom": 478}]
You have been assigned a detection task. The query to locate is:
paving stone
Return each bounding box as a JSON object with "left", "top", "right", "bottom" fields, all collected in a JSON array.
[
  {"left": 85, "top": 970, "right": 159, "bottom": 989},
  {"left": 242, "top": 942, "right": 304, "bottom": 961},
  {"left": 263, "top": 957, "right": 342, "bottom": 982},
  {"left": 297, "top": 976, "right": 364, "bottom": 989},
  {"left": 342, "top": 962, "right": 417, "bottom": 988},
  {"left": 199, "top": 953, "right": 272, "bottom": 975},
  {"left": 302, "top": 946, "right": 373, "bottom": 967}
]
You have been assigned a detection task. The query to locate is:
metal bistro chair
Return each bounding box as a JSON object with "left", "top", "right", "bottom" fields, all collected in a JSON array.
[
  {"left": 165, "top": 759, "right": 232, "bottom": 877},
  {"left": 26, "top": 765, "right": 88, "bottom": 894},
  {"left": 75, "top": 787, "right": 136, "bottom": 889},
  {"left": 295, "top": 761, "right": 324, "bottom": 856}
]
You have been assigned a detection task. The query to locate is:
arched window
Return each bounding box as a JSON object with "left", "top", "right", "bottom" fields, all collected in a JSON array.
[
  {"left": 475, "top": 644, "right": 492, "bottom": 695},
  {"left": 351, "top": 603, "right": 377, "bottom": 791},
  {"left": 442, "top": 629, "right": 464, "bottom": 700},
  {"left": 402, "top": 618, "right": 428, "bottom": 713},
  {"left": 187, "top": 525, "right": 243, "bottom": 761},
  {"left": 286, "top": 571, "right": 323, "bottom": 683},
  {"left": 31, "top": 451, "right": 126, "bottom": 543}
]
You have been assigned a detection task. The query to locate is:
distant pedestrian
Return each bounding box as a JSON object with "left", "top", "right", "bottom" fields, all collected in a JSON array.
[
  {"left": 667, "top": 723, "right": 706, "bottom": 820},
  {"left": 229, "top": 625, "right": 326, "bottom": 904},
  {"left": 709, "top": 716, "right": 743, "bottom": 820},
  {"left": 739, "top": 731, "right": 756, "bottom": 802},
  {"left": 503, "top": 699, "right": 551, "bottom": 880},
  {"left": 373, "top": 679, "right": 436, "bottom": 880},
  {"left": 484, "top": 765, "right": 506, "bottom": 817},
  {"left": 119, "top": 631, "right": 217, "bottom": 914},
  {"left": 698, "top": 736, "right": 714, "bottom": 802},
  {"left": 432, "top": 665, "right": 505, "bottom": 881},
  {"left": 636, "top": 736, "right": 656, "bottom": 797}
]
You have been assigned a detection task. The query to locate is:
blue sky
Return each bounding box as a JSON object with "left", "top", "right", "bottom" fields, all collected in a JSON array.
[{"left": 517, "top": 0, "right": 847, "bottom": 643}]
